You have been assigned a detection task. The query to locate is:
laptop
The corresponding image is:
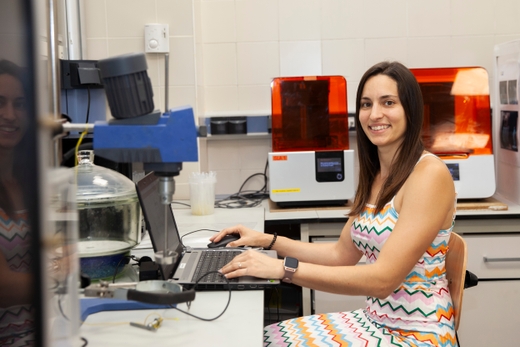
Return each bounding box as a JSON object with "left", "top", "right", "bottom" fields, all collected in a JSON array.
[{"left": 136, "top": 172, "right": 279, "bottom": 290}]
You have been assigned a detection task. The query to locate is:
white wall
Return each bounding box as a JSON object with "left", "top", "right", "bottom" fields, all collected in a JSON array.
[{"left": 82, "top": 0, "right": 520, "bottom": 198}]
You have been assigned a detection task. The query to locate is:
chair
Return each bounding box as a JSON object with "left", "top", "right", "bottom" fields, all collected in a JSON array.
[
  {"left": 445, "top": 232, "right": 479, "bottom": 345},
  {"left": 445, "top": 232, "right": 467, "bottom": 332}
]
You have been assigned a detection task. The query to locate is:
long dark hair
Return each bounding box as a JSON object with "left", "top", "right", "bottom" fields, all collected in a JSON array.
[
  {"left": 349, "top": 61, "right": 425, "bottom": 216},
  {"left": 0, "top": 59, "right": 27, "bottom": 219}
]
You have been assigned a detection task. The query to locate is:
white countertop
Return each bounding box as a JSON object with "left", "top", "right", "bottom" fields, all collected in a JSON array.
[{"left": 80, "top": 205, "right": 266, "bottom": 347}]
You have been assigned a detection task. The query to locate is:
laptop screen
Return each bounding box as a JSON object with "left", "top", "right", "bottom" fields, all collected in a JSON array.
[{"left": 136, "top": 172, "right": 184, "bottom": 280}]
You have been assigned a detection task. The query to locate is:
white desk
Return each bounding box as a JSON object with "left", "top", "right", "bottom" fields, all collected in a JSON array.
[
  {"left": 80, "top": 205, "right": 266, "bottom": 347},
  {"left": 80, "top": 291, "right": 263, "bottom": 347}
]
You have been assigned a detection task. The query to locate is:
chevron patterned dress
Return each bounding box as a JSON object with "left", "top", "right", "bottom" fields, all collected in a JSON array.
[
  {"left": 0, "top": 208, "right": 35, "bottom": 346},
  {"left": 264, "top": 200, "right": 457, "bottom": 347}
]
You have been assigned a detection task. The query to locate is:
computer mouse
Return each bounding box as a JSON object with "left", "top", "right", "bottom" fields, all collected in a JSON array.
[{"left": 207, "top": 234, "right": 241, "bottom": 248}]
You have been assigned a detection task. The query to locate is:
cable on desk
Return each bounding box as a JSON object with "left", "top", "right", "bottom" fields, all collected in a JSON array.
[
  {"left": 265, "top": 287, "right": 281, "bottom": 325},
  {"left": 171, "top": 201, "right": 191, "bottom": 208},
  {"left": 112, "top": 255, "right": 140, "bottom": 283},
  {"left": 215, "top": 160, "right": 269, "bottom": 209},
  {"left": 180, "top": 228, "right": 220, "bottom": 244},
  {"left": 172, "top": 271, "right": 232, "bottom": 322}
]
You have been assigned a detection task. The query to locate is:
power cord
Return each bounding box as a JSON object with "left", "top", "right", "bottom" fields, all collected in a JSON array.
[
  {"left": 172, "top": 271, "right": 232, "bottom": 321},
  {"left": 112, "top": 255, "right": 140, "bottom": 283},
  {"left": 180, "top": 228, "right": 219, "bottom": 244}
]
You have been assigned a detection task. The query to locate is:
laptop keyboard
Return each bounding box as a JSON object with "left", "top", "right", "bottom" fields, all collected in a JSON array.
[{"left": 192, "top": 250, "right": 242, "bottom": 283}]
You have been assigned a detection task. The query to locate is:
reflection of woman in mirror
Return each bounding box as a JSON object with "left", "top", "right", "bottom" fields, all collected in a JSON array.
[{"left": 0, "top": 59, "right": 34, "bottom": 345}]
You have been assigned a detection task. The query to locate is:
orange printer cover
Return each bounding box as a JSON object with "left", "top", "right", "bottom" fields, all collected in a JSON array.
[
  {"left": 410, "top": 67, "right": 492, "bottom": 158},
  {"left": 271, "top": 76, "right": 349, "bottom": 152}
]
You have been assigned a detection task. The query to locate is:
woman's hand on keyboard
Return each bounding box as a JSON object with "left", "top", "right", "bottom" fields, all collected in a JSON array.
[{"left": 219, "top": 249, "right": 284, "bottom": 280}]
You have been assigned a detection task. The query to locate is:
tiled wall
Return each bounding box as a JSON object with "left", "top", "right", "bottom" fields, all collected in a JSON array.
[{"left": 82, "top": 0, "right": 520, "bottom": 198}]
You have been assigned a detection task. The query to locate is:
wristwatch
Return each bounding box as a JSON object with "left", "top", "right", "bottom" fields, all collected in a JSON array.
[{"left": 282, "top": 257, "right": 299, "bottom": 283}]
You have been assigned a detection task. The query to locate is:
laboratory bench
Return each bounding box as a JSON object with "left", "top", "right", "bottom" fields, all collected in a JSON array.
[
  {"left": 263, "top": 194, "right": 520, "bottom": 347},
  {"left": 80, "top": 206, "right": 267, "bottom": 347},
  {"left": 79, "top": 195, "right": 520, "bottom": 346}
]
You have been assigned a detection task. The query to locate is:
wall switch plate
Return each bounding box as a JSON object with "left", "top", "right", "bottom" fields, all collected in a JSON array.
[{"left": 144, "top": 24, "right": 169, "bottom": 53}]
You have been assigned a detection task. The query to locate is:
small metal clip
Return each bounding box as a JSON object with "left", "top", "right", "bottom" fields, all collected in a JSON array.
[{"left": 129, "top": 317, "right": 163, "bottom": 332}]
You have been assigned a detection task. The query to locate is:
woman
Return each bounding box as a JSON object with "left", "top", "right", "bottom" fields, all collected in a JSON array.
[
  {"left": 0, "top": 59, "right": 35, "bottom": 346},
  {"left": 212, "top": 61, "right": 458, "bottom": 346}
]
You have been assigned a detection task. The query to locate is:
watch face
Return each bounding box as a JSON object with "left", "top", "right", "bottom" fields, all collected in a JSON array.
[{"left": 284, "top": 257, "right": 299, "bottom": 268}]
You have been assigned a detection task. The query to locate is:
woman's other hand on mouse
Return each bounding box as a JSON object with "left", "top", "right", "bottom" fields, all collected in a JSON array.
[{"left": 210, "top": 224, "right": 272, "bottom": 248}]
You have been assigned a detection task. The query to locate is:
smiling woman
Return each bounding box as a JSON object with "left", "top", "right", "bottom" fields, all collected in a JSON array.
[
  {"left": 212, "top": 61, "right": 458, "bottom": 347},
  {"left": 0, "top": 59, "right": 35, "bottom": 346},
  {"left": 0, "top": 61, "right": 27, "bottom": 153}
]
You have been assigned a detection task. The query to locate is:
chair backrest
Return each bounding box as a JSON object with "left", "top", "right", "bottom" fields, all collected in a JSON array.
[{"left": 445, "top": 232, "right": 467, "bottom": 331}]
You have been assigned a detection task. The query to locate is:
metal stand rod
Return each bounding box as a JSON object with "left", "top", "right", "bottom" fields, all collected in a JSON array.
[{"left": 165, "top": 53, "right": 169, "bottom": 112}]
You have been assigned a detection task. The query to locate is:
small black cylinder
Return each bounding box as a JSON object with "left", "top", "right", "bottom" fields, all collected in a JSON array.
[
  {"left": 228, "top": 116, "right": 247, "bottom": 134},
  {"left": 210, "top": 117, "right": 229, "bottom": 135}
]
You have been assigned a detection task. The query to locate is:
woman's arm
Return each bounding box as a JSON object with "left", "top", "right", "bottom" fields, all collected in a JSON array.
[
  {"left": 214, "top": 217, "right": 363, "bottom": 267},
  {"left": 222, "top": 157, "right": 455, "bottom": 299},
  {"left": 286, "top": 157, "right": 456, "bottom": 298},
  {"left": 270, "top": 217, "right": 363, "bottom": 266}
]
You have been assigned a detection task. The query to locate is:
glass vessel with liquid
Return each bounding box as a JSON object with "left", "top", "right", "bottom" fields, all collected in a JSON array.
[{"left": 72, "top": 150, "right": 141, "bottom": 280}]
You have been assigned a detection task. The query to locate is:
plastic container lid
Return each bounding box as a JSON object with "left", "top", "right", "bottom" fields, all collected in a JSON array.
[{"left": 72, "top": 150, "right": 137, "bottom": 203}]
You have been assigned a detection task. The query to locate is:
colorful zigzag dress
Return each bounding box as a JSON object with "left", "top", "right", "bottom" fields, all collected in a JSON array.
[
  {"left": 0, "top": 208, "right": 35, "bottom": 346},
  {"left": 264, "top": 197, "right": 457, "bottom": 346}
]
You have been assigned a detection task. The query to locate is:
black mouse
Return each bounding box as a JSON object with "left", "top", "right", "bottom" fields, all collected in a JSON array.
[{"left": 207, "top": 234, "right": 241, "bottom": 248}]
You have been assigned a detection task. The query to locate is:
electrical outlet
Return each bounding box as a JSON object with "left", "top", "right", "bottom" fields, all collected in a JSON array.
[
  {"left": 348, "top": 115, "right": 356, "bottom": 131},
  {"left": 144, "top": 24, "right": 169, "bottom": 53}
]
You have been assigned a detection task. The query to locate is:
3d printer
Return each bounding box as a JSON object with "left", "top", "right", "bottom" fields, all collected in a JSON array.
[
  {"left": 411, "top": 67, "right": 495, "bottom": 199},
  {"left": 268, "top": 76, "right": 355, "bottom": 207}
]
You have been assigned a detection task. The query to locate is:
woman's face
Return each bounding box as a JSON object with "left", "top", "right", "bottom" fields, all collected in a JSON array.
[
  {"left": 359, "top": 74, "right": 407, "bottom": 152},
  {"left": 0, "top": 74, "right": 27, "bottom": 151}
]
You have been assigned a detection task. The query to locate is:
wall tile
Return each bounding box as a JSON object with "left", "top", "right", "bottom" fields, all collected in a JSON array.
[
  {"left": 107, "top": 38, "right": 145, "bottom": 56},
  {"left": 347, "top": 80, "right": 359, "bottom": 114},
  {"left": 237, "top": 42, "right": 279, "bottom": 85},
  {"left": 202, "top": 43, "right": 237, "bottom": 86},
  {"left": 196, "top": 85, "right": 206, "bottom": 115},
  {"left": 320, "top": 0, "right": 365, "bottom": 40},
  {"left": 364, "top": 38, "right": 408, "bottom": 69},
  {"left": 207, "top": 140, "right": 240, "bottom": 170},
  {"left": 322, "top": 39, "right": 365, "bottom": 81},
  {"left": 161, "top": 85, "right": 197, "bottom": 111},
  {"left": 200, "top": 0, "right": 236, "bottom": 43},
  {"left": 494, "top": 0, "right": 520, "bottom": 35},
  {"left": 280, "top": 41, "right": 322, "bottom": 76},
  {"left": 408, "top": 0, "right": 451, "bottom": 37},
  {"left": 238, "top": 85, "right": 271, "bottom": 113},
  {"left": 236, "top": 0, "right": 278, "bottom": 42},
  {"left": 238, "top": 139, "right": 270, "bottom": 170},
  {"left": 155, "top": 37, "right": 196, "bottom": 86},
  {"left": 279, "top": 0, "right": 321, "bottom": 41},
  {"left": 213, "top": 169, "right": 241, "bottom": 196},
  {"left": 194, "top": 0, "right": 203, "bottom": 44},
  {"left": 360, "top": 0, "right": 407, "bottom": 38},
  {"left": 451, "top": 0, "right": 495, "bottom": 36},
  {"left": 407, "top": 37, "right": 451, "bottom": 68},
  {"left": 83, "top": 0, "right": 107, "bottom": 38},
  {"left": 450, "top": 35, "right": 495, "bottom": 73},
  {"left": 85, "top": 39, "right": 109, "bottom": 60},
  {"left": 157, "top": 0, "right": 194, "bottom": 37},
  {"left": 204, "top": 85, "right": 239, "bottom": 113},
  {"left": 105, "top": 0, "right": 156, "bottom": 38},
  {"left": 494, "top": 35, "right": 520, "bottom": 47}
]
